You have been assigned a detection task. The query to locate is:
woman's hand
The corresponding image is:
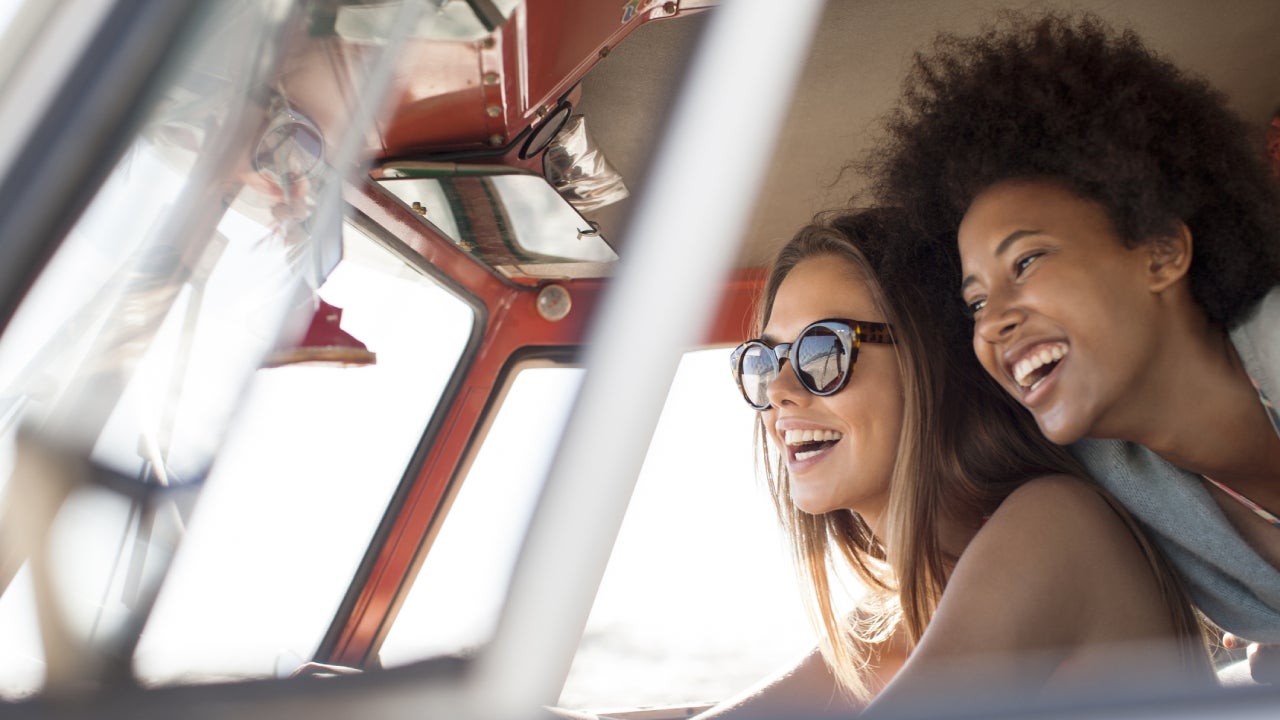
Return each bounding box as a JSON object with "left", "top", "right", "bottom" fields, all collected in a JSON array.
[
  {"left": 290, "top": 661, "right": 364, "bottom": 678},
  {"left": 1223, "top": 634, "right": 1280, "bottom": 684}
]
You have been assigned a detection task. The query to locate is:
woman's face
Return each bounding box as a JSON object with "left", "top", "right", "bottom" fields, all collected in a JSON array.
[
  {"left": 762, "top": 255, "right": 903, "bottom": 522},
  {"left": 957, "top": 179, "right": 1164, "bottom": 444}
]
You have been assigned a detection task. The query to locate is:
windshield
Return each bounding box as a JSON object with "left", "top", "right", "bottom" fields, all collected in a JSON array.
[{"left": 0, "top": 0, "right": 463, "bottom": 697}]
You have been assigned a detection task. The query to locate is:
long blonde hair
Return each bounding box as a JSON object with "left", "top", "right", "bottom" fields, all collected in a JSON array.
[{"left": 754, "top": 209, "right": 1206, "bottom": 700}]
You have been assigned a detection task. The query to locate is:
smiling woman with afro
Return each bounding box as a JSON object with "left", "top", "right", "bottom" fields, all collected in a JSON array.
[{"left": 868, "top": 11, "right": 1280, "bottom": 678}]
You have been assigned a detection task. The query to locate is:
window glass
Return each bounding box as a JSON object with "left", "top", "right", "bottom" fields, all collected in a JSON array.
[
  {"left": 0, "top": 135, "right": 300, "bottom": 697},
  {"left": 379, "top": 366, "right": 583, "bottom": 661},
  {"left": 132, "top": 222, "right": 473, "bottom": 685},
  {"left": 560, "top": 349, "right": 814, "bottom": 710},
  {"left": 0, "top": 216, "right": 474, "bottom": 694},
  {"left": 0, "top": 4, "right": 310, "bottom": 692},
  {"left": 379, "top": 350, "right": 815, "bottom": 710},
  {"left": 376, "top": 176, "right": 617, "bottom": 270},
  {"left": 0, "top": 0, "right": 460, "bottom": 696}
]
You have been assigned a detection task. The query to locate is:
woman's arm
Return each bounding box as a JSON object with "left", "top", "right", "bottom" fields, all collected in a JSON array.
[
  {"left": 545, "top": 651, "right": 856, "bottom": 720},
  {"left": 868, "top": 475, "right": 1210, "bottom": 716},
  {"left": 696, "top": 626, "right": 909, "bottom": 719}
]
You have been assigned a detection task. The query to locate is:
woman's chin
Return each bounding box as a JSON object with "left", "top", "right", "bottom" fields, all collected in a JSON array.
[
  {"left": 1033, "top": 411, "right": 1088, "bottom": 446},
  {"left": 790, "top": 489, "right": 839, "bottom": 516},
  {"left": 790, "top": 479, "right": 886, "bottom": 518}
]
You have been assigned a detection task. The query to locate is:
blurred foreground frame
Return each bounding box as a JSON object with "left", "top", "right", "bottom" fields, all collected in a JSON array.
[{"left": 0, "top": 1, "right": 1278, "bottom": 719}]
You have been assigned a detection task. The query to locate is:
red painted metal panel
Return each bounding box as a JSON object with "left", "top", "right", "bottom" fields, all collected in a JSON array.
[
  {"left": 524, "top": 0, "right": 675, "bottom": 115},
  {"left": 706, "top": 267, "right": 764, "bottom": 346},
  {"left": 381, "top": 40, "right": 497, "bottom": 152},
  {"left": 373, "top": 0, "right": 691, "bottom": 158}
]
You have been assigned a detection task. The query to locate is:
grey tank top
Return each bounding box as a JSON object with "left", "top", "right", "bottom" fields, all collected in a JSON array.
[{"left": 1070, "top": 287, "right": 1280, "bottom": 643}]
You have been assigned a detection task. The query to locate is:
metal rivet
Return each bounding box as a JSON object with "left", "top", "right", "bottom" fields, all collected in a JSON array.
[
  {"left": 663, "top": 1, "right": 676, "bottom": 13},
  {"left": 482, "top": 72, "right": 500, "bottom": 86},
  {"left": 486, "top": 105, "right": 502, "bottom": 118},
  {"left": 598, "top": 46, "right": 610, "bottom": 59},
  {"left": 488, "top": 134, "right": 505, "bottom": 147},
  {"left": 411, "top": 201, "right": 427, "bottom": 216},
  {"left": 481, "top": 36, "right": 496, "bottom": 50}
]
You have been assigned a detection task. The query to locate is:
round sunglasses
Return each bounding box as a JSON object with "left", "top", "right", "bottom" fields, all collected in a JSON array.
[{"left": 730, "top": 318, "right": 895, "bottom": 410}]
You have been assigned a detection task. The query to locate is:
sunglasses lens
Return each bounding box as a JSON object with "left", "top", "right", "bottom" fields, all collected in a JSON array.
[
  {"left": 738, "top": 343, "right": 778, "bottom": 408},
  {"left": 796, "top": 326, "right": 849, "bottom": 394}
]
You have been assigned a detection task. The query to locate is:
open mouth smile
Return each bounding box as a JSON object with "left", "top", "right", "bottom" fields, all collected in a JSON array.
[
  {"left": 1008, "top": 342, "right": 1069, "bottom": 394},
  {"left": 783, "top": 428, "right": 843, "bottom": 463}
]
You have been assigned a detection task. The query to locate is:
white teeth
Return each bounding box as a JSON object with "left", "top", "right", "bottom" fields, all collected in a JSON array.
[
  {"left": 1012, "top": 344, "right": 1069, "bottom": 387},
  {"left": 782, "top": 428, "right": 844, "bottom": 445},
  {"left": 781, "top": 428, "right": 844, "bottom": 464}
]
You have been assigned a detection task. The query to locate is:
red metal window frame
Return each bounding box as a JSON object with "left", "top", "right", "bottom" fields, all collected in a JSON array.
[{"left": 325, "top": 179, "right": 761, "bottom": 665}]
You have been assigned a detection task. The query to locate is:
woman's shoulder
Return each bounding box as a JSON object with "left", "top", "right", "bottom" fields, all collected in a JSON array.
[
  {"left": 997, "top": 472, "right": 1104, "bottom": 504},
  {"left": 917, "top": 474, "right": 1177, "bottom": 661},
  {"left": 948, "top": 474, "right": 1171, "bottom": 641},
  {"left": 981, "top": 474, "right": 1126, "bottom": 544},
  {"left": 972, "top": 474, "right": 1159, "bottom": 582},
  {"left": 872, "top": 473, "right": 1208, "bottom": 710}
]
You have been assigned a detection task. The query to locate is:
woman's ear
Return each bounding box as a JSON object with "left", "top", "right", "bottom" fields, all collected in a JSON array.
[{"left": 1146, "top": 222, "right": 1193, "bottom": 293}]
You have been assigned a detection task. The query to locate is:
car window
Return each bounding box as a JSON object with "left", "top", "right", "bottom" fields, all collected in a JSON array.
[
  {"left": 379, "top": 349, "right": 815, "bottom": 710},
  {"left": 131, "top": 221, "right": 474, "bottom": 685},
  {"left": 379, "top": 366, "right": 582, "bottom": 662},
  {"left": 0, "top": 217, "right": 475, "bottom": 694},
  {"left": 0, "top": 0, "right": 482, "bottom": 691}
]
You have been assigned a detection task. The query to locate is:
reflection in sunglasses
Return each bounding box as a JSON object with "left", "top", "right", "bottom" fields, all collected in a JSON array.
[{"left": 730, "top": 318, "right": 893, "bottom": 411}]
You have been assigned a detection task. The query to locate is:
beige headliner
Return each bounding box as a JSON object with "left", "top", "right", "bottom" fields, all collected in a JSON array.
[{"left": 576, "top": 0, "right": 1280, "bottom": 269}]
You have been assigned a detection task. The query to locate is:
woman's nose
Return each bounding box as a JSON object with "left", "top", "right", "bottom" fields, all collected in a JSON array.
[
  {"left": 974, "top": 289, "right": 1024, "bottom": 345},
  {"left": 764, "top": 360, "right": 808, "bottom": 408}
]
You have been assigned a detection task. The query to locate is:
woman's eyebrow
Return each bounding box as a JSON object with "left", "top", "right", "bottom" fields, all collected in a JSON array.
[
  {"left": 994, "top": 228, "right": 1042, "bottom": 256},
  {"left": 960, "top": 228, "right": 1042, "bottom": 292}
]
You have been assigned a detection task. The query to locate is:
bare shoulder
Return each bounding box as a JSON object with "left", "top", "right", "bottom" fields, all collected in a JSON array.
[
  {"left": 989, "top": 473, "right": 1115, "bottom": 521},
  {"left": 922, "top": 474, "right": 1170, "bottom": 653},
  {"left": 964, "top": 474, "right": 1148, "bottom": 594},
  {"left": 981, "top": 473, "right": 1128, "bottom": 540},
  {"left": 868, "top": 474, "right": 1202, "bottom": 712}
]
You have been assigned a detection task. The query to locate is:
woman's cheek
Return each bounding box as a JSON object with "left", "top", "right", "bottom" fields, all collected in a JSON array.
[
  {"left": 972, "top": 338, "right": 1002, "bottom": 383},
  {"left": 761, "top": 409, "right": 780, "bottom": 448}
]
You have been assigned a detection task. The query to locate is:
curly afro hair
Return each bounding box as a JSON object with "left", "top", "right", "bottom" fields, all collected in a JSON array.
[{"left": 869, "top": 12, "right": 1280, "bottom": 328}]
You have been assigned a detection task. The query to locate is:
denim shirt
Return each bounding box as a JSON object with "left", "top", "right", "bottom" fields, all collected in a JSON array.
[{"left": 1070, "top": 287, "right": 1280, "bottom": 642}]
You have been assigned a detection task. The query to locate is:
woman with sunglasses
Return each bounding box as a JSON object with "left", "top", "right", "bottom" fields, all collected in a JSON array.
[{"left": 705, "top": 209, "right": 1211, "bottom": 717}]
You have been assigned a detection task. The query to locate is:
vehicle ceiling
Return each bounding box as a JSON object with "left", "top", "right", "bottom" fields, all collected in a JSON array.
[{"left": 573, "top": 0, "right": 1280, "bottom": 270}]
